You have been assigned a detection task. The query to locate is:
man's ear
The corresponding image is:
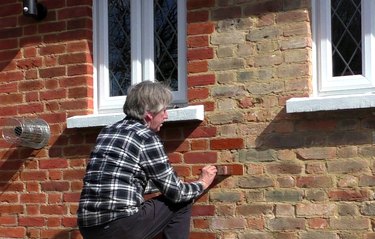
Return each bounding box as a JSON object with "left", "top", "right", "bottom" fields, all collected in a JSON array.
[{"left": 144, "top": 112, "right": 153, "bottom": 123}]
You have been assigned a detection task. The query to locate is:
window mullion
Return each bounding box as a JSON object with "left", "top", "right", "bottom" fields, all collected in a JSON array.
[
  {"left": 131, "top": 0, "right": 142, "bottom": 85},
  {"left": 142, "top": 0, "right": 155, "bottom": 82}
]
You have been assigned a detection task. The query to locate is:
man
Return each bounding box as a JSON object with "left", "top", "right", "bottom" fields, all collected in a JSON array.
[{"left": 77, "top": 81, "right": 217, "bottom": 239}]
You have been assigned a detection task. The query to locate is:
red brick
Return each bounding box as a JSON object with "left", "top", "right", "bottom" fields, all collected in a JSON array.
[
  {"left": 188, "top": 61, "right": 208, "bottom": 73},
  {"left": 20, "top": 36, "right": 42, "bottom": 46},
  {"left": 62, "top": 217, "right": 78, "bottom": 227},
  {"left": 20, "top": 193, "right": 47, "bottom": 203},
  {"left": 0, "top": 227, "right": 26, "bottom": 238},
  {"left": 38, "top": 21, "right": 66, "bottom": 33},
  {"left": 0, "top": 3, "right": 20, "bottom": 16},
  {"left": 188, "top": 10, "right": 209, "bottom": 23},
  {"left": 40, "top": 204, "right": 67, "bottom": 215},
  {"left": 20, "top": 171, "right": 47, "bottom": 181},
  {"left": 59, "top": 52, "right": 92, "bottom": 65},
  {"left": 212, "top": 6, "right": 242, "bottom": 21},
  {"left": 187, "top": 35, "right": 209, "bottom": 48},
  {"left": 187, "top": 0, "right": 215, "bottom": 10},
  {"left": 173, "top": 165, "right": 191, "bottom": 177},
  {"left": 329, "top": 189, "right": 370, "bottom": 201},
  {"left": 0, "top": 204, "right": 23, "bottom": 214},
  {"left": 0, "top": 16, "right": 17, "bottom": 28},
  {"left": 210, "top": 138, "right": 244, "bottom": 150},
  {"left": 184, "top": 151, "right": 217, "bottom": 164},
  {"left": 188, "top": 48, "right": 214, "bottom": 61},
  {"left": 58, "top": 6, "right": 92, "bottom": 20},
  {"left": 39, "top": 66, "right": 66, "bottom": 78},
  {"left": 39, "top": 44, "right": 66, "bottom": 55},
  {"left": 188, "top": 74, "right": 215, "bottom": 87},
  {"left": 63, "top": 192, "right": 81, "bottom": 202},
  {"left": 39, "top": 159, "right": 68, "bottom": 169},
  {"left": 193, "top": 218, "right": 210, "bottom": 229},
  {"left": 191, "top": 139, "right": 209, "bottom": 150},
  {"left": 68, "top": 18, "right": 93, "bottom": 30},
  {"left": 187, "top": 22, "right": 215, "bottom": 35},
  {"left": 0, "top": 215, "right": 17, "bottom": 225},
  {"left": 40, "top": 89, "right": 67, "bottom": 100},
  {"left": 216, "top": 164, "right": 244, "bottom": 175},
  {"left": 63, "top": 169, "right": 86, "bottom": 180},
  {"left": 188, "top": 87, "right": 209, "bottom": 100},
  {"left": 190, "top": 232, "right": 216, "bottom": 239},
  {"left": 0, "top": 193, "right": 18, "bottom": 203},
  {"left": 19, "top": 217, "right": 45, "bottom": 226},
  {"left": 41, "top": 181, "right": 70, "bottom": 192},
  {"left": 168, "top": 153, "right": 183, "bottom": 164},
  {"left": 192, "top": 205, "right": 215, "bottom": 216}
]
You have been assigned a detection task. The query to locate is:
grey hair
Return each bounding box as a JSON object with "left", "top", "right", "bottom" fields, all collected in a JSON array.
[{"left": 123, "top": 81, "right": 173, "bottom": 121}]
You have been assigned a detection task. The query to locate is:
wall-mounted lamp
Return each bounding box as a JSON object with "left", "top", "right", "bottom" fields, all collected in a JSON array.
[{"left": 23, "top": 0, "right": 47, "bottom": 21}]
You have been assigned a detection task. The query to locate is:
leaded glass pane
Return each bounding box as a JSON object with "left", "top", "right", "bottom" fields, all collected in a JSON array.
[
  {"left": 108, "top": 0, "right": 131, "bottom": 96},
  {"left": 331, "top": 0, "right": 362, "bottom": 76},
  {"left": 154, "top": 0, "right": 178, "bottom": 91}
]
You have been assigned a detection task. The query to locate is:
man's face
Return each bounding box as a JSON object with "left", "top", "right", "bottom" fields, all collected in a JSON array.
[{"left": 148, "top": 108, "right": 168, "bottom": 132}]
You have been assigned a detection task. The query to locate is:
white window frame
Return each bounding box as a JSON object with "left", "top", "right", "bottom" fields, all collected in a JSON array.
[
  {"left": 313, "top": 0, "right": 375, "bottom": 96},
  {"left": 286, "top": 0, "right": 375, "bottom": 113},
  {"left": 93, "top": 0, "right": 187, "bottom": 114}
]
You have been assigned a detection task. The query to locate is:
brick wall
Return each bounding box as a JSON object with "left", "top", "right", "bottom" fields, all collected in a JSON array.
[{"left": 1, "top": 0, "right": 375, "bottom": 239}]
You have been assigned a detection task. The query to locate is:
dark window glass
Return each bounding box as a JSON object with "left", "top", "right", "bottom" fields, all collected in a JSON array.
[
  {"left": 331, "top": 0, "right": 362, "bottom": 76},
  {"left": 108, "top": 0, "right": 131, "bottom": 96},
  {"left": 154, "top": 0, "right": 178, "bottom": 91}
]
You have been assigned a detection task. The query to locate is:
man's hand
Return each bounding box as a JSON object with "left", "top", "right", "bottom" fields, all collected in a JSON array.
[{"left": 198, "top": 165, "right": 217, "bottom": 190}]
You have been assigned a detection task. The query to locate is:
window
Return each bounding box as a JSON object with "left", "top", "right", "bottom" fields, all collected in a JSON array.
[
  {"left": 93, "top": 0, "right": 187, "bottom": 114},
  {"left": 313, "top": 0, "right": 375, "bottom": 96}
]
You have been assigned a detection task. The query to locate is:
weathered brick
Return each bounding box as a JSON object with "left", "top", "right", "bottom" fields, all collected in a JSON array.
[
  {"left": 296, "top": 147, "right": 336, "bottom": 160},
  {"left": 265, "top": 161, "right": 303, "bottom": 174},
  {"left": 209, "top": 58, "right": 245, "bottom": 71},
  {"left": 211, "top": 32, "right": 244, "bottom": 45},
  {"left": 210, "top": 191, "right": 242, "bottom": 203},
  {"left": 330, "top": 217, "right": 369, "bottom": 230},
  {"left": 236, "top": 204, "right": 273, "bottom": 216},
  {"left": 246, "top": 26, "right": 281, "bottom": 42},
  {"left": 296, "top": 176, "right": 333, "bottom": 188},
  {"left": 329, "top": 189, "right": 370, "bottom": 201},
  {"left": 359, "top": 175, "right": 375, "bottom": 186},
  {"left": 265, "top": 189, "right": 303, "bottom": 202},
  {"left": 239, "top": 149, "right": 277, "bottom": 162},
  {"left": 238, "top": 176, "right": 274, "bottom": 189},
  {"left": 268, "top": 218, "right": 306, "bottom": 231},
  {"left": 296, "top": 203, "right": 335, "bottom": 217},
  {"left": 211, "top": 217, "right": 246, "bottom": 230},
  {"left": 300, "top": 232, "right": 337, "bottom": 239},
  {"left": 211, "top": 85, "right": 246, "bottom": 97},
  {"left": 209, "top": 111, "right": 245, "bottom": 125},
  {"left": 327, "top": 159, "right": 369, "bottom": 174}
]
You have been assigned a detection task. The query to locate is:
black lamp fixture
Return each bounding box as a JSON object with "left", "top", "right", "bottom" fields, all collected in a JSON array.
[{"left": 23, "top": 0, "right": 47, "bottom": 21}]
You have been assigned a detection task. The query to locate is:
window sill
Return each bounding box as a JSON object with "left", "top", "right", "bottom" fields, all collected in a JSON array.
[
  {"left": 286, "top": 94, "right": 375, "bottom": 113},
  {"left": 66, "top": 105, "right": 204, "bottom": 128}
]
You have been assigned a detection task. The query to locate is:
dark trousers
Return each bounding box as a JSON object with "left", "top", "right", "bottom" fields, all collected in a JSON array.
[{"left": 79, "top": 196, "right": 193, "bottom": 239}]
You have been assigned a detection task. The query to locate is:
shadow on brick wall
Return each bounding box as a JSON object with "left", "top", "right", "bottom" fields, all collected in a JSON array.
[
  {"left": 255, "top": 107, "right": 375, "bottom": 150},
  {"left": 0, "top": 147, "right": 36, "bottom": 192}
]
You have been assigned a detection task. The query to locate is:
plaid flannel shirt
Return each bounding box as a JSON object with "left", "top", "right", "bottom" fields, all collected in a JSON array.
[{"left": 77, "top": 118, "right": 204, "bottom": 227}]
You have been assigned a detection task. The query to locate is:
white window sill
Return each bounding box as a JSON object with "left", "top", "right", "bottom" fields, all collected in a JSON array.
[
  {"left": 67, "top": 105, "right": 204, "bottom": 128},
  {"left": 286, "top": 94, "right": 375, "bottom": 113}
]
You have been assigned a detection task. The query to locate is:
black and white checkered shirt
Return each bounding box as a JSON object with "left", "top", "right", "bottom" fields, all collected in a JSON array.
[{"left": 77, "top": 118, "right": 204, "bottom": 227}]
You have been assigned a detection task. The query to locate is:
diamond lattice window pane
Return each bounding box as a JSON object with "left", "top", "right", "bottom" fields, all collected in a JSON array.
[
  {"left": 331, "top": 0, "right": 362, "bottom": 76},
  {"left": 154, "top": 0, "right": 178, "bottom": 91},
  {"left": 108, "top": 0, "right": 131, "bottom": 96}
]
